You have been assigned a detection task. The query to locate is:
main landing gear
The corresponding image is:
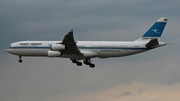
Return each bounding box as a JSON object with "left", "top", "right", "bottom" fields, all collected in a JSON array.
[
  {"left": 18, "top": 56, "right": 22, "bottom": 63},
  {"left": 83, "top": 59, "right": 95, "bottom": 68},
  {"left": 17, "top": 56, "right": 95, "bottom": 68},
  {"left": 70, "top": 58, "right": 95, "bottom": 68},
  {"left": 71, "top": 58, "right": 82, "bottom": 66}
]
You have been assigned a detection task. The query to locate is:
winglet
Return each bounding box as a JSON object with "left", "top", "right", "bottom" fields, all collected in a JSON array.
[
  {"left": 67, "top": 29, "right": 73, "bottom": 35},
  {"left": 61, "top": 29, "right": 75, "bottom": 45},
  {"left": 70, "top": 29, "right": 73, "bottom": 33}
]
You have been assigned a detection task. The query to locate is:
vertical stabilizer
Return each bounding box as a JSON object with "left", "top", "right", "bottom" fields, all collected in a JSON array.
[{"left": 135, "top": 17, "right": 168, "bottom": 41}]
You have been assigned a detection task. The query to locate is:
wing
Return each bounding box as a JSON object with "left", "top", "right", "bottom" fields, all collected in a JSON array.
[{"left": 61, "top": 29, "right": 83, "bottom": 56}]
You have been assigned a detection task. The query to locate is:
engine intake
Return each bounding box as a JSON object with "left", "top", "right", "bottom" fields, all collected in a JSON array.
[
  {"left": 50, "top": 44, "right": 65, "bottom": 51},
  {"left": 47, "top": 50, "right": 62, "bottom": 57}
]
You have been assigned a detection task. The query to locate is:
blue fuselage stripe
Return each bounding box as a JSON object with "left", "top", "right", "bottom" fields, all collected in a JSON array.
[{"left": 6, "top": 46, "right": 148, "bottom": 50}]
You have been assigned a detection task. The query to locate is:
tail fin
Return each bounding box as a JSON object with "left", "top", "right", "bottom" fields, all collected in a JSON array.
[{"left": 135, "top": 17, "right": 168, "bottom": 41}]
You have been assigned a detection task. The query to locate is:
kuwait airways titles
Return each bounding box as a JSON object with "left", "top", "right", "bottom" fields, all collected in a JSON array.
[{"left": 19, "top": 43, "right": 42, "bottom": 46}]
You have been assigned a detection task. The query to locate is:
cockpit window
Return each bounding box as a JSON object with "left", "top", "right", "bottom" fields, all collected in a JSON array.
[{"left": 8, "top": 45, "right": 11, "bottom": 47}]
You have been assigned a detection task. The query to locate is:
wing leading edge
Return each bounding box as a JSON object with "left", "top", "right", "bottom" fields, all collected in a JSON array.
[{"left": 61, "top": 29, "right": 82, "bottom": 56}]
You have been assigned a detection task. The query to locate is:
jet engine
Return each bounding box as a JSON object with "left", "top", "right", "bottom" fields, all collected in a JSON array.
[
  {"left": 47, "top": 50, "right": 62, "bottom": 57},
  {"left": 50, "top": 44, "right": 65, "bottom": 51}
]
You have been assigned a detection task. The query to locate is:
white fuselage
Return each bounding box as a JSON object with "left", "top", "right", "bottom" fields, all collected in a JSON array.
[
  {"left": 5, "top": 41, "right": 150, "bottom": 59},
  {"left": 4, "top": 17, "right": 168, "bottom": 67}
]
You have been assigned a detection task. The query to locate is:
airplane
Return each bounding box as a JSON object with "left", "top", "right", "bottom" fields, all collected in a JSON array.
[{"left": 5, "top": 17, "right": 168, "bottom": 68}]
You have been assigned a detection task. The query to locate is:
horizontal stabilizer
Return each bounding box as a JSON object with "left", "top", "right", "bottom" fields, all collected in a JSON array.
[{"left": 146, "top": 39, "right": 159, "bottom": 48}]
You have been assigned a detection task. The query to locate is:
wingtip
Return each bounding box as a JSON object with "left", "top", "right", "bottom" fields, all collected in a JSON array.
[{"left": 70, "top": 29, "right": 73, "bottom": 32}]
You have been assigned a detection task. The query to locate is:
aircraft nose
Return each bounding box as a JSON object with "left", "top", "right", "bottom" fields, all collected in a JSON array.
[
  {"left": 5, "top": 46, "right": 12, "bottom": 53},
  {"left": 5, "top": 48, "right": 10, "bottom": 53}
]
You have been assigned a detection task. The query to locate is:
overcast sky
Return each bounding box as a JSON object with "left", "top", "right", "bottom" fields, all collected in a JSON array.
[{"left": 0, "top": 0, "right": 180, "bottom": 101}]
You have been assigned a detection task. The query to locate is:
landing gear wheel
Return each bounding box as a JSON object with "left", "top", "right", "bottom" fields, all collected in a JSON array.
[
  {"left": 72, "top": 59, "right": 77, "bottom": 63},
  {"left": 76, "top": 62, "right": 82, "bottom": 66},
  {"left": 18, "top": 59, "right": 22, "bottom": 63},
  {"left": 83, "top": 60, "right": 90, "bottom": 65},
  {"left": 84, "top": 59, "right": 95, "bottom": 68},
  {"left": 18, "top": 56, "right": 22, "bottom": 63},
  {"left": 70, "top": 58, "right": 82, "bottom": 66},
  {"left": 89, "top": 64, "right": 95, "bottom": 68}
]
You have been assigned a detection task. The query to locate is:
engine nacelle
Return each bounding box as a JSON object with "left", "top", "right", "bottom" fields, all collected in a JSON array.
[
  {"left": 50, "top": 44, "right": 65, "bottom": 51},
  {"left": 47, "top": 50, "right": 61, "bottom": 57}
]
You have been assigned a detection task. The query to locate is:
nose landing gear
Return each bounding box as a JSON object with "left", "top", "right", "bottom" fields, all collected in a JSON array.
[{"left": 18, "top": 56, "right": 22, "bottom": 63}]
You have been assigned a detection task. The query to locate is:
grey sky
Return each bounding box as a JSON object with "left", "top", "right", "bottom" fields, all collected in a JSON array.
[{"left": 0, "top": 0, "right": 180, "bottom": 101}]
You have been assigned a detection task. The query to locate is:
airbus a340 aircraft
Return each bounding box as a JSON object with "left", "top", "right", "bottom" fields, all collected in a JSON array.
[{"left": 5, "top": 17, "right": 168, "bottom": 68}]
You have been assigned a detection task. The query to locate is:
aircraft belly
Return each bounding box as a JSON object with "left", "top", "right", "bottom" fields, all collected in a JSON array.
[{"left": 95, "top": 50, "right": 145, "bottom": 58}]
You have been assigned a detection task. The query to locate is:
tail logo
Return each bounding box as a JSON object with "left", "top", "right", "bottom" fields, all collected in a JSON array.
[{"left": 152, "top": 29, "right": 160, "bottom": 34}]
